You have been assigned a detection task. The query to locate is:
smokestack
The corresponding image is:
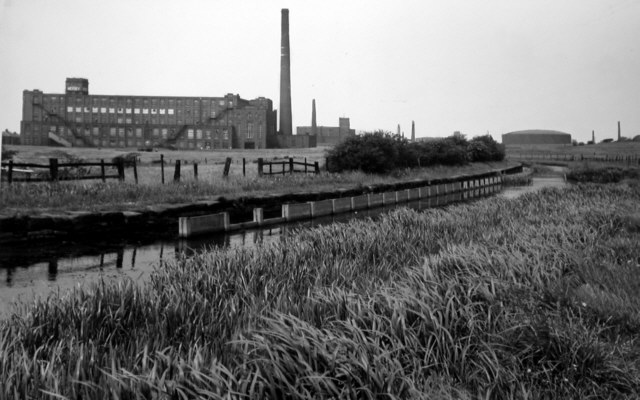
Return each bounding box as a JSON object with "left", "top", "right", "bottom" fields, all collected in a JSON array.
[
  {"left": 311, "top": 99, "right": 317, "bottom": 136},
  {"left": 279, "top": 9, "right": 292, "bottom": 136},
  {"left": 397, "top": 124, "right": 401, "bottom": 137},
  {"left": 411, "top": 121, "right": 415, "bottom": 142},
  {"left": 618, "top": 121, "right": 621, "bottom": 141},
  {"left": 592, "top": 130, "right": 595, "bottom": 144}
]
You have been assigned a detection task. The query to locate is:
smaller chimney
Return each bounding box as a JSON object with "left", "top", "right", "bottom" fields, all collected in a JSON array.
[
  {"left": 411, "top": 121, "right": 415, "bottom": 142},
  {"left": 397, "top": 124, "right": 401, "bottom": 137},
  {"left": 311, "top": 99, "right": 317, "bottom": 136},
  {"left": 592, "top": 130, "right": 595, "bottom": 143},
  {"left": 618, "top": 121, "right": 621, "bottom": 141}
]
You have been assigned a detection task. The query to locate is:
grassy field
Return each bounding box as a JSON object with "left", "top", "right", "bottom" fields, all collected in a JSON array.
[
  {"left": 0, "top": 145, "right": 517, "bottom": 214},
  {"left": 1, "top": 178, "right": 639, "bottom": 398}
]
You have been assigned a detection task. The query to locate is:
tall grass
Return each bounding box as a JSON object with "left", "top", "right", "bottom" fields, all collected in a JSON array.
[{"left": 2, "top": 183, "right": 640, "bottom": 398}]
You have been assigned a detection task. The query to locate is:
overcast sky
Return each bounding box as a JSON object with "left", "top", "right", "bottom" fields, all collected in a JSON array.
[{"left": 1, "top": 0, "right": 639, "bottom": 143}]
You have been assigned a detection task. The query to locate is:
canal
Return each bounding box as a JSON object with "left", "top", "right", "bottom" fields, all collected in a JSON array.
[{"left": 0, "top": 177, "right": 566, "bottom": 316}]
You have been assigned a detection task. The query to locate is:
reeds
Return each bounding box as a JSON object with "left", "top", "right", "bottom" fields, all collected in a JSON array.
[{"left": 2, "top": 183, "right": 640, "bottom": 398}]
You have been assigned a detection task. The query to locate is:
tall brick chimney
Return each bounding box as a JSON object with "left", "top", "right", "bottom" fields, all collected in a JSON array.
[
  {"left": 279, "top": 9, "right": 292, "bottom": 136},
  {"left": 411, "top": 121, "right": 415, "bottom": 142},
  {"left": 618, "top": 121, "right": 621, "bottom": 141}
]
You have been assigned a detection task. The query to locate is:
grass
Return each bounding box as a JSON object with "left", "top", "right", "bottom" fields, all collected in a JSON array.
[
  {"left": 0, "top": 161, "right": 515, "bottom": 214},
  {"left": 1, "top": 181, "right": 640, "bottom": 398}
]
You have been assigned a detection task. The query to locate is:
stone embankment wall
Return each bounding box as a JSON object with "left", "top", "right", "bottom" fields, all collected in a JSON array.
[{"left": 0, "top": 165, "right": 523, "bottom": 244}]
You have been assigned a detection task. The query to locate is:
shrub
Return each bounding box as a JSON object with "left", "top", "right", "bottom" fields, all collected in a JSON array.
[
  {"left": 326, "top": 131, "right": 406, "bottom": 174},
  {"left": 467, "top": 135, "right": 505, "bottom": 162}
]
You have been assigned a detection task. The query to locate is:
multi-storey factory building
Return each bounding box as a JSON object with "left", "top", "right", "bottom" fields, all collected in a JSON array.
[{"left": 21, "top": 78, "right": 277, "bottom": 150}]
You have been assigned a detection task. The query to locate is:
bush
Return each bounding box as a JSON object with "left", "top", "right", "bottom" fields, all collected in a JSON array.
[
  {"left": 326, "top": 131, "right": 408, "bottom": 174},
  {"left": 327, "top": 131, "right": 504, "bottom": 174}
]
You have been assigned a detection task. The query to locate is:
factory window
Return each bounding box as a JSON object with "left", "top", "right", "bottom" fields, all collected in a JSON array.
[
  {"left": 67, "top": 106, "right": 73, "bottom": 113},
  {"left": 126, "top": 118, "right": 132, "bottom": 124},
  {"left": 161, "top": 128, "right": 167, "bottom": 138},
  {"left": 109, "top": 108, "right": 115, "bottom": 113},
  {"left": 134, "top": 108, "right": 140, "bottom": 114},
  {"left": 246, "top": 123, "right": 254, "bottom": 139},
  {"left": 50, "top": 125, "right": 56, "bottom": 132},
  {"left": 110, "top": 128, "right": 116, "bottom": 137},
  {"left": 135, "top": 128, "right": 142, "bottom": 138},
  {"left": 187, "top": 129, "right": 194, "bottom": 139},
  {"left": 151, "top": 109, "right": 157, "bottom": 114},
  {"left": 118, "top": 128, "right": 125, "bottom": 137},
  {"left": 168, "top": 109, "right": 174, "bottom": 115},
  {"left": 93, "top": 127, "right": 99, "bottom": 136},
  {"left": 76, "top": 117, "right": 82, "bottom": 123},
  {"left": 84, "top": 107, "right": 91, "bottom": 113},
  {"left": 117, "top": 108, "right": 123, "bottom": 113},
  {"left": 223, "top": 130, "right": 229, "bottom": 140},
  {"left": 92, "top": 107, "right": 99, "bottom": 113},
  {"left": 196, "top": 129, "right": 202, "bottom": 139},
  {"left": 101, "top": 107, "right": 107, "bottom": 113},
  {"left": 159, "top": 109, "right": 165, "bottom": 115},
  {"left": 125, "top": 108, "right": 132, "bottom": 113},
  {"left": 219, "top": 100, "right": 225, "bottom": 106},
  {"left": 153, "top": 128, "right": 160, "bottom": 138},
  {"left": 142, "top": 109, "right": 149, "bottom": 114}
]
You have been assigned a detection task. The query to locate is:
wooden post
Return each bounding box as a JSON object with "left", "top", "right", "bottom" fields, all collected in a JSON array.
[
  {"left": 314, "top": 161, "right": 319, "bottom": 174},
  {"left": 194, "top": 162, "right": 198, "bottom": 180},
  {"left": 304, "top": 157, "right": 307, "bottom": 173},
  {"left": 242, "top": 158, "right": 246, "bottom": 176},
  {"left": 133, "top": 158, "right": 138, "bottom": 184},
  {"left": 100, "top": 159, "right": 106, "bottom": 182},
  {"left": 258, "top": 158, "right": 263, "bottom": 176},
  {"left": 160, "top": 154, "right": 165, "bottom": 184},
  {"left": 7, "top": 160, "right": 13, "bottom": 184},
  {"left": 49, "top": 158, "right": 59, "bottom": 182},
  {"left": 289, "top": 158, "right": 294, "bottom": 174},
  {"left": 269, "top": 162, "right": 272, "bottom": 175},
  {"left": 223, "top": 157, "right": 231, "bottom": 177},
  {"left": 116, "top": 159, "right": 125, "bottom": 182},
  {"left": 282, "top": 161, "right": 285, "bottom": 176},
  {"left": 325, "top": 157, "right": 329, "bottom": 172},
  {"left": 174, "top": 159, "right": 181, "bottom": 182}
]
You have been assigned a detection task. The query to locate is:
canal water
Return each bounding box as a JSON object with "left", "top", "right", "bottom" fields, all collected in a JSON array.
[{"left": 0, "top": 177, "right": 566, "bottom": 316}]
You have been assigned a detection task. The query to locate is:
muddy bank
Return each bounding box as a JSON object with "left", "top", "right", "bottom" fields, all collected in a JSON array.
[{"left": 0, "top": 165, "right": 522, "bottom": 244}]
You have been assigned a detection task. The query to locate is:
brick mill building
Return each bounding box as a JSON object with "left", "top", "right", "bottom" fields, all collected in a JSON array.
[{"left": 20, "top": 78, "right": 277, "bottom": 150}]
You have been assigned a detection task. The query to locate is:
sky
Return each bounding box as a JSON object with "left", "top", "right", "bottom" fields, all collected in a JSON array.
[{"left": 1, "top": 0, "right": 640, "bottom": 143}]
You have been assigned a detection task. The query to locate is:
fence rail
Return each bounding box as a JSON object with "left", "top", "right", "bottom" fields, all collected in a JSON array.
[
  {"left": 1, "top": 158, "right": 124, "bottom": 184},
  {"left": 257, "top": 157, "right": 320, "bottom": 176}
]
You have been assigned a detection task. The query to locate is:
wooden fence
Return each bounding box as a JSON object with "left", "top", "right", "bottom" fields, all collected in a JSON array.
[
  {"left": 1, "top": 158, "right": 125, "bottom": 184},
  {"left": 257, "top": 157, "right": 320, "bottom": 176}
]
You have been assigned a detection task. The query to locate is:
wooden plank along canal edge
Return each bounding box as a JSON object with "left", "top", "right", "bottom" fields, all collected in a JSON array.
[{"left": 179, "top": 175, "right": 504, "bottom": 238}]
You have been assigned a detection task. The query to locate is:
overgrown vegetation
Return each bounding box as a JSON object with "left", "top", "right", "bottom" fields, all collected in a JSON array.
[
  {"left": 327, "top": 131, "right": 505, "bottom": 173},
  {"left": 567, "top": 164, "right": 640, "bottom": 183},
  {"left": 1, "top": 183, "right": 639, "bottom": 398}
]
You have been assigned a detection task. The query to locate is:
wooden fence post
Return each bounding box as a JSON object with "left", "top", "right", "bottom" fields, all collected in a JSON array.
[
  {"left": 7, "top": 160, "right": 13, "bottom": 184},
  {"left": 49, "top": 158, "right": 58, "bottom": 182},
  {"left": 194, "top": 163, "right": 198, "bottom": 180},
  {"left": 161, "top": 154, "right": 165, "bottom": 184},
  {"left": 289, "top": 158, "right": 294, "bottom": 174},
  {"left": 282, "top": 161, "right": 285, "bottom": 176},
  {"left": 133, "top": 158, "right": 138, "bottom": 184},
  {"left": 304, "top": 158, "right": 307, "bottom": 173},
  {"left": 269, "top": 163, "right": 272, "bottom": 175},
  {"left": 223, "top": 157, "right": 232, "bottom": 177},
  {"left": 174, "top": 160, "right": 181, "bottom": 182},
  {"left": 325, "top": 157, "right": 329, "bottom": 172},
  {"left": 116, "top": 159, "right": 125, "bottom": 182},
  {"left": 257, "top": 158, "right": 263, "bottom": 176},
  {"left": 100, "top": 159, "right": 106, "bottom": 182},
  {"left": 314, "top": 161, "right": 319, "bottom": 174},
  {"left": 243, "top": 158, "right": 246, "bottom": 176}
]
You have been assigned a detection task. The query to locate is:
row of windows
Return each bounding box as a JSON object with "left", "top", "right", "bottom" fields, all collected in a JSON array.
[
  {"left": 41, "top": 95, "right": 233, "bottom": 108},
  {"left": 22, "top": 136, "right": 233, "bottom": 150},
  {"left": 40, "top": 125, "right": 232, "bottom": 141}
]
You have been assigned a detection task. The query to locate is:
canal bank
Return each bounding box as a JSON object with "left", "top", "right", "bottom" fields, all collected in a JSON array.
[{"left": 0, "top": 164, "right": 523, "bottom": 244}]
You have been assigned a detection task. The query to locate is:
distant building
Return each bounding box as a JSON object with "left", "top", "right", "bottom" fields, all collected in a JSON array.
[
  {"left": 2, "top": 129, "right": 21, "bottom": 145},
  {"left": 502, "top": 130, "right": 571, "bottom": 145},
  {"left": 297, "top": 117, "right": 355, "bottom": 146},
  {"left": 20, "top": 78, "right": 278, "bottom": 150}
]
